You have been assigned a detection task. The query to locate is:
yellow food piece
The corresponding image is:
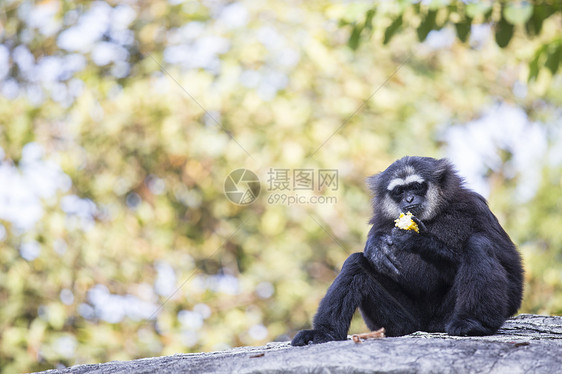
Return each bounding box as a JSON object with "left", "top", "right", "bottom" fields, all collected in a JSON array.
[{"left": 394, "top": 212, "right": 419, "bottom": 233}]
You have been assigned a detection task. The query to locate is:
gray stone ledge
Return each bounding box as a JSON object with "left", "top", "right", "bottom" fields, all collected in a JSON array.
[{"left": 34, "top": 314, "right": 562, "bottom": 374}]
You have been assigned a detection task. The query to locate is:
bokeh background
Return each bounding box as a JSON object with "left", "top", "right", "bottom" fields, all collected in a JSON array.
[{"left": 1, "top": 1, "right": 561, "bottom": 372}]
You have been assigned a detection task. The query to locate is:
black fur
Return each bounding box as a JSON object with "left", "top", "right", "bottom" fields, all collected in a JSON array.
[{"left": 292, "top": 156, "right": 523, "bottom": 345}]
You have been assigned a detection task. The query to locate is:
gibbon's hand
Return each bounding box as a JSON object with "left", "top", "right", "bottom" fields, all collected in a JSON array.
[
  {"left": 365, "top": 234, "right": 401, "bottom": 279},
  {"left": 391, "top": 227, "right": 419, "bottom": 253},
  {"left": 291, "top": 329, "right": 338, "bottom": 346},
  {"left": 391, "top": 217, "right": 430, "bottom": 253},
  {"left": 411, "top": 216, "right": 428, "bottom": 234}
]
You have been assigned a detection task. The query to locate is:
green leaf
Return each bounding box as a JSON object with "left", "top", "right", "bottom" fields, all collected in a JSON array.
[
  {"left": 528, "top": 56, "right": 539, "bottom": 82},
  {"left": 364, "top": 9, "right": 376, "bottom": 30},
  {"left": 525, "top": 5, "right": 551, "bottom": 36},
  {"left": 348, "top": 24, "right": 362, "bottom": 50},
  {"left": 495, "top": 15, "right": 514, "bottom": 48},
  {"left": 545, "top": 43, "right": 562, "bottom": 76},
  {"left": 528, "top": 45, "right": 547, "bottom": 82},
  {"left": 338, "top": 19, "right": 351, "bottom": 27},
  {"left": 504, "top": 2, "right": 533, "bottom": 25},
  {"left": 383, "top": 15, "right": 403, "bottom": 45},
  {"left": 417, "top": 10, "right": 437, "bottom": 42},
  {"left": 455, "top": 17, "right": 472, "bottom": 43}
]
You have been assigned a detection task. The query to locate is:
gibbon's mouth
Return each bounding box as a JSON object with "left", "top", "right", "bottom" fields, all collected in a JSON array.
[{"left": 402, "top": 205, "right": 421, "bottom": 216}]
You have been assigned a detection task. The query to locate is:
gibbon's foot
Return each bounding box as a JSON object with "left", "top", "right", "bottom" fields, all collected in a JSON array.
[
  {"left": 446, "top": 317, "right": 495, "bottom": 336},
  {"left": 291, "top": 329, "right": 339, "bottom": 346}
]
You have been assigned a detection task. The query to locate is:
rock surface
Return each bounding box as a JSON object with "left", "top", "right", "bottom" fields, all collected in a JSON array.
[{"left": 35, "top": 314, "right": 562, "bottom": 374}]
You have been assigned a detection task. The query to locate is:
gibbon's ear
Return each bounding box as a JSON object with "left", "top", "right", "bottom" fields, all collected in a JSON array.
[
  {"left": 435, "top": 158, "right": 453, "bottom": 185},
  {"left": 366, "top": 173, "right": 382, "bottom": 194}
]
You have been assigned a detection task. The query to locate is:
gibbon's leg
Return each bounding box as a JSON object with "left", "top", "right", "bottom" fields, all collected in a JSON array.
[
  {"left": 358, "top": 275, "right": 422, "bottom": 337},
  {"left": 446, "top": 235, "right": 509, "bottom": 336}
]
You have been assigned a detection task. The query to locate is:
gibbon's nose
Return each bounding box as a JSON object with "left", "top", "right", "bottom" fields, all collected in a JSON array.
[{"left": 405, "top": 194, "right": 414, "bottom": 203}]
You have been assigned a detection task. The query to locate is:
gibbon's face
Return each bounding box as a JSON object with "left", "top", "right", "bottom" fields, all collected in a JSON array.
[
  {"left": 370, "top": 157, "right": 450, "bottom": 222},
  {"left": 387, "top": 174, "right": 428, "bottom": 216},
  {"left": 379, "top": 165, "right": 441, "bottom": 221}
]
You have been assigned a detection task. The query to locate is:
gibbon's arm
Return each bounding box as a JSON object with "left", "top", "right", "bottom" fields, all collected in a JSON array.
[{"left": 292, "top": 253, "right": 366, "bottom": 345}]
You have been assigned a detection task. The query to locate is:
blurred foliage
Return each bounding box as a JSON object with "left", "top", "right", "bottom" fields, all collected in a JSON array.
[
  {"left": 346, "top": 0, "right": 561, "bottom": 79},
  {"left": 0, "top": 0, "right": 561, "bottom": 373}
]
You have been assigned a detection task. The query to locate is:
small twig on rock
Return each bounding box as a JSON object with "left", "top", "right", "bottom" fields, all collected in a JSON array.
[
  {"left": 510, "top": 341, "right": 530, "bottom": 348},
  {"left": 352, "top": 327, "right": 386, "bottom": 343}
]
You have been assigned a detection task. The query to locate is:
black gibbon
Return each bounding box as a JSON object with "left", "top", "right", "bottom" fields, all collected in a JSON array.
[{"left": 292, "top": 156, "right": 523, "bottom": 345}]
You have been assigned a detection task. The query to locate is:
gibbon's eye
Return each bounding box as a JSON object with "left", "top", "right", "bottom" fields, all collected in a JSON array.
[
  {"left": 410, "top": 182, "right": 427, "bottom": 193},
  {"left": 391, "top": 186, "right": 404, "bottom": 197}
]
